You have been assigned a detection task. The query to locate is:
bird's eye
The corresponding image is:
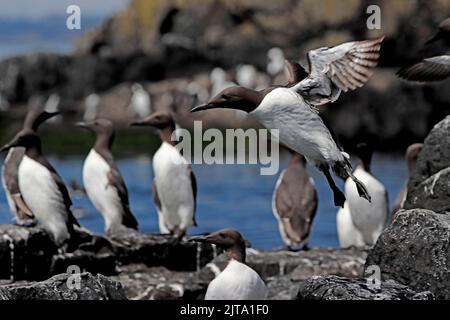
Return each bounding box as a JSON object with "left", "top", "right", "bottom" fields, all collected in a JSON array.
[{"left": 222, "top": 94, "right": 231, "bottom": 100}]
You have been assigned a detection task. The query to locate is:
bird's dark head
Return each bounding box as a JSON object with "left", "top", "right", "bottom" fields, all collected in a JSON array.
[
  {"left": 130, "top": 111, "right": 175, "bottom": 130},
  {"left": 189, "top": 228, "right": 248, "bottom": 262},
  {"left": 0, "top": 129, "right": 40, "bottom": 152},
  {"left": 355, "top": 143, "right": 373, "bottom": 172},
  {"left": 191, "top": 86, "right": 261, "bottom": 113}
]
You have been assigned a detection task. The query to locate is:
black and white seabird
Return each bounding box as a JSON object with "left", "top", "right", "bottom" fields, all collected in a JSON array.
[
  {"left": 2, "top": 108, "right": 59, "bottom": 225},
  {"left": 192, "top": 37, "right": 384, "bottom": 207},
  {"left": 0, "top": 129, "right": 79, "bottom": 246},
  {"left": 337, "top": 143, "right": 388, "bottom": 247},
  {"left": 131, "top": 112, "right": 197, "bottom": 238},
  {"left": 392, "top": 143, "right": 423, "bottom": 215},
  {"left": 397, "top": 18, "right": 450, "bottom": 81},
  {"left": 272, "top": 151, "right": 318, "bottom": 250},
  {"left": 77, "top": 118, "right": 139, "bottom": 235},
  {"left": 190, "top": 229, "right": 267, "bottom": 300}
]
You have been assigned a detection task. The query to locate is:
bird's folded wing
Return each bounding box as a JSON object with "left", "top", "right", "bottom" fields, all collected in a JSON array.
[{"left": 397, "top": 55, "right": 450, "bottom": 81}]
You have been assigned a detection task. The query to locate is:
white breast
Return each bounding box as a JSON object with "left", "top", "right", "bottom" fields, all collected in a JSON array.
[
  {"left": 344, "top": 167, "right": 388, "bottom": 245},
  {"left": 152, "top": 142, "right": 195, "bottom": 233},
  {"left": 251, "top": 87, "right": 342, "bottom": 164},
  {"left": 18, "top": 155, "right": 70, "bottom": 245},
  {"left": 82, "top": 149, "right": 124, "bottom": 234},
  {"left": 205, "top": 260, "right": 268, "bottom": 300},
  {"left": 336, "top": 202, "right": 365, "bottom": 248}
]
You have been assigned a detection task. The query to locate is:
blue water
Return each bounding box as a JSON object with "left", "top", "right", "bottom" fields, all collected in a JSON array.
[{"left": 0, "top": 153, "right": 407, "bottom": 249}]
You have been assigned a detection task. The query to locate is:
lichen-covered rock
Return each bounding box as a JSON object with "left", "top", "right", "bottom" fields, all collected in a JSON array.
[
  {"left": 0, "top": 272, "right": 126, "bottom": 300},
  {"left": 296, "top": 275, "right": 434, "bottom": 300},
  {"left": 365, "top": 209, "right": 450, "bottom": 299}
]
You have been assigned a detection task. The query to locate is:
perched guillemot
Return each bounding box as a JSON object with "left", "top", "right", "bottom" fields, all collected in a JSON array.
[
  {"left": 0, "top": 130, "right": 79, "bottom": 246},
  {"left": 192, "top": 37, "right": 384, "bottom": 207},
  {"left": 131, "top": 112, "right": 197, "bottom": 238},
  {"left": 392, "top": 143, "right": 423, "bottom": 215},
  {"left": 77, "top": 119, "right": 139, "bottom": 235},
  {"left": 337, "top": 143, "right": 388, "bottom": 247},
  {"left": 272, "top": 151, "right": 318, "bottom": 250},
  {"left": 129, "top": 83, "right": 152, "bottom": 119},
  {"left": 2, "top": 107, "right": 59, "bottom": 225},
  {"left": 190, "top": 229, "right": 267, "bottom": 300},
  {"left": 397, "top": 18, "right": 450, "bottom": 81}
]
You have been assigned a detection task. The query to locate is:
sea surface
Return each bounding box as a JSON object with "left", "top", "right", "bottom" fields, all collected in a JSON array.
[{"left": 0, "top": 153, "right": 407, "bottom": 249}]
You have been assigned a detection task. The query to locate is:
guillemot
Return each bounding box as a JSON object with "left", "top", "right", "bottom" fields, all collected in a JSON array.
[
  {"left": 397, "top": 18, "right": 450, "bottom": 81},
  {"left": 77, "top": 118, "right": 139, "bottom": 235},
  {"left": 272, "top": 151, "right": 318, "bottom": 250},
  {"left": 0, "top": 129, "right": 79, "bottom": 246},
  {"left": 337, "top": 143, "right": 388, "bottom": 247},
  {"left": 2, "top": 107, "right": 60, "bottom": 225},
  {"left": 190, "top": 229, "right": 267, "bottom": 300},
  {"left": 192, "top": 37, "right": 384, "bottom": 207},
  {"left": 131, "top": 112, "right": 197, "bottom": 238},
  {"left": 392, "top": 143, "right": 423, "bottom": 215}
]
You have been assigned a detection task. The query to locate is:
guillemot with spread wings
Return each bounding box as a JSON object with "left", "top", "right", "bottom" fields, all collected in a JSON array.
[{"left": 192, "top": 36, "right": 384, "bottom": 207}]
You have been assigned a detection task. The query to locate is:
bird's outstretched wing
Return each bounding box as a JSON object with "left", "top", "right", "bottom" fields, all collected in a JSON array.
[
  {"left": 397, "top": 55, "right": 450, "bottom": 82},
  {"left": 293, "top": 36, "right": 384, "bottom": 105}
]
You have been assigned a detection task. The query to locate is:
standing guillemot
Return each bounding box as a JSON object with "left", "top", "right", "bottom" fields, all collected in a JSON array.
[
  {"left": 0, "top": 130, "right": 79, "bottom": 246},
  {"left": 192, "top": 37, "right": 385, "bottom": 207},
  {"left": 190, "top": 229, "right": 267, "bottom": 300},
  {"left": 77, "top": 119, "right": 139, "bottom": 235},
  {"left": 2, "top": 107, "right": 60, "bottom": 225},
  {"left": 392, "top": 143, "right": 423, "bottom": 215},
  {"left": 272, "top": 151, "right": 318, "bottom": 250},
  {"left": 397, "top": 18, "right": 450, "bottom": 81},
  {"left": 337, "top": 143, "right": 388, "bottom": 247},
  {"left": 131, "top": 112, "right": 197, "bottom": 238}
]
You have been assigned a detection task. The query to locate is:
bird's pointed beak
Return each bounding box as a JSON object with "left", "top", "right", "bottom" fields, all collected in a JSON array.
[
  {"left": 130, "top": 119, "right": 146, "bottom": 127},
  {"left": 188, "top": 233, "right": 211, "bottom": 243},
  {"left": 75, "top": 121, "right": 90, "bottom": 129},
  {"left": 191, "top": 103, "right": 215, "bottom": 113},
  {"left": 0, "top": 143, "right": 13, "bottom": 153}
]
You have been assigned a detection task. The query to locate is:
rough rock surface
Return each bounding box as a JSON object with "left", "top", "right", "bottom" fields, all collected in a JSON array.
[
  {"left": 0, "top": 225, "right": 215, "bottom": 281},
  {"left": 365, "top": 209, "right": 450, "bottom": 299},
  {"left": 0, "top": 272, "right": 126, "bottom": 300},
  {"left": 406, "top": 115, "right": 450, "bottom": 209},
  {"left": 296, "top": 275, "right": 434, "bottom": 300}
]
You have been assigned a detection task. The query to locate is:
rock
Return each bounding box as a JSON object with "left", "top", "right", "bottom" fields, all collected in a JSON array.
[
  {"left": 111, "top": 264, "right": 213, "bottom": 300},
  {"left": 405, "top": 115, "right": 450, "bottom": 211},
  {"left": 0, "top": 272, "right": 126, "bottom": 300},
  {"left": 365, "top": 209, "right": 450, "bottom": 299},
  {"left": 0, "top": 225, "right": 57, "bottom": 281},
  {"left": 246, "top": 247, "right": 367, "bottom": 280},
  {"left": 404, "top": 167, "right": 450, "bottom": 213},
  {"left": 296, "top": 275, "right": 434, "bottom": 300},
  {"left": 109, "top": 233, "right": 215, "bottom": 272}
]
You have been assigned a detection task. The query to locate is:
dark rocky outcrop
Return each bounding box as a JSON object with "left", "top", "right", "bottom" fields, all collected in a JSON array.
[
  {"left": 365, "top": 209, "right": 450, "bottom": 299},
  {"left": 0, "top": 272, "right": 126, "bottom": 300},
  {"left": 405, "top": 115, "right": 450, "bottom": 212},
  {"left": 296, "top": 275, "right": 434, "bottom": 300}
]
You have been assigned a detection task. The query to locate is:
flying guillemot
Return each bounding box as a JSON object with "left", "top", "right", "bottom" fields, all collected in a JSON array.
[
  {"left": 337, "top": 143, "right": 388, "bottom": 247},
  {"left": 2, "top": 107, "right": 60, "bottom": 225},
  {"left": 192, "top": 36, "right": 385, "bottom": 207},
  {"left": 0, "top": 128, "right": 79, "bottom": 246},
  {"left": 77, "top": 118, "right": 139, "bottom": 235},
  {"left": 397, "top": 18, "right": 450, "bottom": 81},
  {"left": 190, "top": 229, "right": 268, "bottom": 300},
  {"left": 131, "top": 111, "right": 197, "bottom": 238},
  {"left": 272, "top": 150, "right": 318, "bottom": 250}
]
